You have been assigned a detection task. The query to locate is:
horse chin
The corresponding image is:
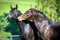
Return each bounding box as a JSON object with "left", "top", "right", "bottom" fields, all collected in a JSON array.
[
  {"left": 17, "top": 17, "right": 24, "bottom": 21},
  {"left": 18, "top": 17, "right": 24, "bottom": 21}
]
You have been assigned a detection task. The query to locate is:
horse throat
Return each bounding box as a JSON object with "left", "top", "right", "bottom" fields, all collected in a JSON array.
[{"left": 34, "top": 19, "right": 51, "bottom": 33}]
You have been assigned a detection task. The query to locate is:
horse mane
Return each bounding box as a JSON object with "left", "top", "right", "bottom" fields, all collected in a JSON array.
[
  {"left": 24, "top": 8, "right": 53, "bottom": 24},
  {"left": 25, "top": 8, "right": 47, "bottom": 18},
  {"left": 30, "top": 8, "right": 47, "bottom": 17}
]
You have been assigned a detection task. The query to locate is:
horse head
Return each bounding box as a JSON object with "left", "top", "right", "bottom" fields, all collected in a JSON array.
[
  {"left": 18, "top": 8, "right": 47, "bottom": 22},
  {"left": 8, "top": 4, "right": 22, "bottom": 19}
]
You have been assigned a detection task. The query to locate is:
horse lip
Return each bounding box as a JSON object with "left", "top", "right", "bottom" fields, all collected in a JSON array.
[{"left": 18, "top": 17, "right": 23, "bottom": 21}]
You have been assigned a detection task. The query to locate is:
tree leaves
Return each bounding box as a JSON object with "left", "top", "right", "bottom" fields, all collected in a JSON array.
[{"left": 35, "top": 0, "right": 60, "bottom": 22}]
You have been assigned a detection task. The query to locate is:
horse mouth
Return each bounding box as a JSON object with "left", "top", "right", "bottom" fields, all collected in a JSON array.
[{"left": 18, "top": 16, "right": 25, "bottom": 21}]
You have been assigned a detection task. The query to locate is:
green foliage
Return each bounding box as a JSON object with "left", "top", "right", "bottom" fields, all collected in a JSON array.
[
  {"left": 4, "top": 18, "right": 20, "bottom": 35},
  {"left": 35, "top": 0, "right": 60, "bottom": 22},
  {"left": 0, "top": 13, "right": 11, "bottom": 36},
  {"left": 0, "top": 31, "right": 11, "bottom": 36},
  {"left": 56, "top": 0, "right": 60, "bottom": 21},
  {"left": 0, "top": 13, "right": 19, "bottom": 35}
]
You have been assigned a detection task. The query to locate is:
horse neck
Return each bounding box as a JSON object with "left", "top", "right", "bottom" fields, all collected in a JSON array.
[
  {"left": 15, "top": 19, "right": 21, "bottom": 28},
  {"left": 15, "top": 19, "right": 26, "bottom": 33},
  {"left": 32, "top": 14, "right": 53, "bottom": 25},
  {"left": 32, "top": 15, "right": 51, "bottom": 32},
  {"left": 33, "top": 15, "right": 45, "bottom": 22}
]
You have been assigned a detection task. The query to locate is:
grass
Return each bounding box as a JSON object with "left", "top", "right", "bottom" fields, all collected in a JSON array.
[{"left": 0, "top": 1, "right": 36, "bottom": 16}]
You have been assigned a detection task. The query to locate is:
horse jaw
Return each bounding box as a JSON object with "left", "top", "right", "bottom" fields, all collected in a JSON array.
[
  {"left": 18, "top": 17, "right": 22, "bottom": 21},
  {"left": 18, "top": 16, "right": 25, "bottom": 21}
]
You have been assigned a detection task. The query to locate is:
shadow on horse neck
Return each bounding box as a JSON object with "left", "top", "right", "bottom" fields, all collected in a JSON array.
[{"left": 18, "top": 8, "right": 60, "bottom": 40}]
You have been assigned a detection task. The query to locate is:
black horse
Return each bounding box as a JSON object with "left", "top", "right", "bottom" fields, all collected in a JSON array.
[
  {"left": 18, "top": 8, "right": 60, "bottom": 40},
  {"left": 8, "top": 5, "right": 35, "bottom": 40}
]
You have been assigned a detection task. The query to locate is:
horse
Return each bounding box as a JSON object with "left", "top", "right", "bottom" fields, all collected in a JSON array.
[
  {"left": 8, "top": 5, "right": 35, "bottom": 40},
  {"left": 18, "top": 8, "right": 60, "bottom": 40}
]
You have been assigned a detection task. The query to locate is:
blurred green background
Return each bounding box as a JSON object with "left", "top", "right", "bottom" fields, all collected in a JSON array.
[{"left": 0, "top": 0, "right": 60, "bottom": 38}]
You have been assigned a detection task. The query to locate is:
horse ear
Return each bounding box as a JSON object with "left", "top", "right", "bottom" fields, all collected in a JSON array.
[
  {"left": 16, "top": 4, "right": 18, "bottom": 9},
  {"left": 30, "top": 10, "right": 36, "bottom": 15},
  {"left": 29, "top": 10, "right": 33, "bottom": 15},
  {"left": 31, "top": 10, "right": 34, "bottom": 14},
  {"left": 10, "top": 5, "right": 12, "bottom": 9}
]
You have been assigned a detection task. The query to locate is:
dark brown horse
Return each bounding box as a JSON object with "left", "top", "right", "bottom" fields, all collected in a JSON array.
[
  {"left": 8, "top": 5, "right": 35, "bottom": 40},
  {"left": 18, "top": 8, "right": 60, "bottom": 40}
]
